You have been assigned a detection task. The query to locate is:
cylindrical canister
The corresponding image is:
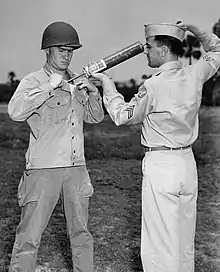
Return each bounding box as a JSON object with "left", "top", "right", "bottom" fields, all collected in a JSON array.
[
  {"left": 83, "top": 41, "right": 144, "bottom": 76},
  {"left": 68, "top": 41, "right": 144, "bottom": 83}
]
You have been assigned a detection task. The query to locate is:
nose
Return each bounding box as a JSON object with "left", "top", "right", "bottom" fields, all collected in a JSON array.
[
  {"left": 62, "top": 50, "right": 72, "bottom": 60},
  {"left": 63, "top": 51, "right": 69, "bottom": 59},
  {"left": 143, "top": 44, "right": 148, "bottom": 55}
]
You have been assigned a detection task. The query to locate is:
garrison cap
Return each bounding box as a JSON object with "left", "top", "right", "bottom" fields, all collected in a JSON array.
[{"left": 144, "top": 23, "right": 186, "bottom": 42}]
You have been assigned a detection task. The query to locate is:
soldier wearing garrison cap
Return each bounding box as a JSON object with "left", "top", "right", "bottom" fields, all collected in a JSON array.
[
  {"left": 90, "top": 21, "right": 220, "bottom": 272},
  {"left": 8, "top": 21, "right": 104, "bottom": 272},
  {"left": 145, "top": 23, "right": 185, "bottom": 41}
]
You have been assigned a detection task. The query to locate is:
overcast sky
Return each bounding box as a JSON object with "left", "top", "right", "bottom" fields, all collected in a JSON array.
[{"left": 1, "top": 0, "right": 220, "bottom": 83}]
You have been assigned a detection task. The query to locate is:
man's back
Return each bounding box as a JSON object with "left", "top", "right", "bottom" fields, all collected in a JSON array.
[{"left": 141, "top": 60, "right": 203, "bottom": 147}]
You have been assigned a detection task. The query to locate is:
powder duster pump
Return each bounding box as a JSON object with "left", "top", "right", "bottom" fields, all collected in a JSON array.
[{"left": 67, "top": 41, "right": 144, "bottom": 83}]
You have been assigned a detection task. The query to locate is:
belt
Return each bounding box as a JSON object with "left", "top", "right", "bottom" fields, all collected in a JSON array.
[{"left": 144, "top": 145, "right": 191, "bottom": 152}]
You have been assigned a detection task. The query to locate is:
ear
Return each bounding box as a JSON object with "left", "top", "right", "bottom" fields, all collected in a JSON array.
[
  {"left": 160, "top": 45, "right": 168, "bottom": 57},
  {"left": 44, "top": 48, "right": 49, "bottom": 55}
]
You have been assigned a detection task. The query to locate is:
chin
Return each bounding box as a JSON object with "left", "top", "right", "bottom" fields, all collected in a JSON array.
[
  {"left": 148, "top": 62, "right": 158, "bottom": 68},
  {"left": 59, "top": 64, "right": 69, "bottom": 70},
  {"left": 148, "top": 62, "right": 154, "bottom": 68}
]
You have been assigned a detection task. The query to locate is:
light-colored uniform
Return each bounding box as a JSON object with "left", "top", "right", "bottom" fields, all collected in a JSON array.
[
  {"left": 102, "top": 32, "right": 220, "bottom": 271},
  {"left": 7, "top": 64, "right": 104, "bottom": 272}
]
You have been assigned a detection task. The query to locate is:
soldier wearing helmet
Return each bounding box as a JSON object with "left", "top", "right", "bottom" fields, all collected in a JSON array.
[
  {"left": 41, "top": 21, "right": 82, "bottom": 50},
  {"left": 8, "top": 21, "right": 104, "bottom": 272},
  {"left": 90, "top": 21, "right": 220, "bottom": 271},
  {"left": 41, "top": 21, "right": 82, "bottom": 77}
]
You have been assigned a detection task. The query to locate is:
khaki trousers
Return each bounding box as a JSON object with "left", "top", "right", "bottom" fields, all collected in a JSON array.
[
  {"left": 9, "top": 166, "right": 94, "bottom": 272},
  {"left": 141, "top": 148, "right": 198, "bottom": 272}
]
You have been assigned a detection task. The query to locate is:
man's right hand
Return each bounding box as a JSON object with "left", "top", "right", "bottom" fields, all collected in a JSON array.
[
  {"left": 90, "top": 71, "right": 110, "bottom": 82},
  {"left": 176, "top": 21, "right": 188, "bottom": 31},
  {"left": 89, "top": 69, "right": 117, "bottom": 93},
  {"left": 176, "top": 21, "right": 206, "bottom": 40},
  {"left": 49, "top": 73, "right": 63, "bottom": 89}
]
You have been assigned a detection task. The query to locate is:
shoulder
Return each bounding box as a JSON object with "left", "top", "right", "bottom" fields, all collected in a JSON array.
[
  {"left": 136, "top": 79, "right": 155, "bottom": 99},
  {"left": 142, "top": 75, "right": 158, "bottom": 91},
  {"left": 22, "top": 69, "right": 48, "bottom": 83},
  {"left": 144, "top": 72, "right": 164, "bottom": 87}
]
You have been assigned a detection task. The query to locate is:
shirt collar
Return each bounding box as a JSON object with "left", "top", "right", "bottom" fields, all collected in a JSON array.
[
  {"left": 43, "top": 63, "right": 76, "bottom": 79},
  {"left": 42, "top": 63, "right": 75, "bottom": 92},
  {"left": 154, "top": 60, "right": 183, "bottom": 76}
]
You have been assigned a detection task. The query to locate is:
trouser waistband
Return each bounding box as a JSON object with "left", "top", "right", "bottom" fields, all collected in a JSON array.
[{"left": 144, "top": 145, "right": 192, "bottom": 152}]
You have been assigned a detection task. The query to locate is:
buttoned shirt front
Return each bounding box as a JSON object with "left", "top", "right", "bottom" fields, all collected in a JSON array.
[
  {"left": 8, "top": 66, "right": 104, "bottom": 169},
  {"left": 103, "top": 33, "right": 220, "bottom": 148}
]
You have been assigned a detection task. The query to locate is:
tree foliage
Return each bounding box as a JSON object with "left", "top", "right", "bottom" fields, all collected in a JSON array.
[
  {"left": 213, "top": 19, "right": 220, "bottom": 38},
  {"left": 180, "top": 34, "right": 202, "bottom": 65},
  {"left": 209, "top": 19, "right": 220, "bottom": 106},
  {"left": 0, "top": 71, "right": 20, "bottom": 103},
  {"left": 7, "top": 71, "right": 20, "bottom": 88}
]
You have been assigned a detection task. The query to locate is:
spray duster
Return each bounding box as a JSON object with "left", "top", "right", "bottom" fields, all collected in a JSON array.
[{"left": 67, "top": 41, "right": 144, "bottom": 83}]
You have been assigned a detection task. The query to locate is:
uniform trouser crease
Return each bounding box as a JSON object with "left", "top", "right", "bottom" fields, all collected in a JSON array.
[{"left": 141, "top": 149, "right": 198, "bottom": 272}]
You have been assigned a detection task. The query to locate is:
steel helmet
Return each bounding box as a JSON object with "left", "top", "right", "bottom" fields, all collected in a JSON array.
[{"left": 41, "top": 21, "right": 82, "bottom": 50}]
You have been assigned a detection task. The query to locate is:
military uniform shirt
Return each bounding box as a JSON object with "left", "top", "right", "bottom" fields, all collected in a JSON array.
[
  {"left": 103, "top": 33, "right": 220, "bottom": 148},
  {"left": 8, "top": 66, "right": 104, "bottom": 169}
]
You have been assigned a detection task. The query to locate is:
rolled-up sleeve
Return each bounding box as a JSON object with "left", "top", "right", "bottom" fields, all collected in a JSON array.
[
  {"left": 8, "top": 75, "right": 54, "bottom": 121},
  {"left": 103, "top": 82, "right": 154, "bottom": 126}
]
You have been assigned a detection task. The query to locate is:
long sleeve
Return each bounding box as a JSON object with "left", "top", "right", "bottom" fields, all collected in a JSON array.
[
  {"left": 103, "top": 79, "right": 154, "bottom": 126},
  {"left": 83, "top": 92, "right": 105, "bottom": 123},
  {"left": 189, "top": 26, "right": 220, "bottom": 82},
  {"left": 8, "top": 74, "right": 54, "bottom": 122}
]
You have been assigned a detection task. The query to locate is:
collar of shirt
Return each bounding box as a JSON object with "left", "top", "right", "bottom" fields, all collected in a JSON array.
[
  {"left": 154, "top": 60, "right": 183, "bottom": 76},
  {"left": 43, "top": 63, "right": 76, "bottom": 93},
  {"left": 43, "top": 63, "right": 76, "bottom": 79}
]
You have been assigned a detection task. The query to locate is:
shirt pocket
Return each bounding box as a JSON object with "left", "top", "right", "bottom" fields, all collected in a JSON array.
[
  {"left": 73, "top": 91, "right": 87, "bottom": 120},
  {"left": 75, "top": 90, "right": 87, "bottom": 106},
  {"left": 43, "top": 96, "right": 70, "bottom": 126}
]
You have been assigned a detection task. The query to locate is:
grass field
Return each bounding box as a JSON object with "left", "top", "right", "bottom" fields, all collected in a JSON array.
[{"left": 1, "top": 107, "right": 220, "bottom": 272}]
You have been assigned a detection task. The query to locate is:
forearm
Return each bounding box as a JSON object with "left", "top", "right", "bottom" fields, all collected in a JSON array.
[
  {"left": 104, "top": 94, "right": 128, "bottom": 126},
  {"left": 103, "top": 82, "right": 144, "bottom": 126},
  {"left": 91, "top": 74, "right": 152, "bottom": 126},
  {"left": 187, "top": 25, "right": 220, "bottom": 52}
]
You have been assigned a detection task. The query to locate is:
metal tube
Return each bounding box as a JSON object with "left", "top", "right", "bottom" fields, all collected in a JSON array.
[
  {"left": 102, "top": 41, "right": 144, "bottom": 71},
  {"left": 67, "top": 41, "right": 144, "bottom": 83}
]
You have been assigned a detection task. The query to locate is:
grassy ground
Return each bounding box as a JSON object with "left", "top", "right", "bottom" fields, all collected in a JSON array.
[{"left": 1, "top": 107, "right": 220, "bottom": 271}]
